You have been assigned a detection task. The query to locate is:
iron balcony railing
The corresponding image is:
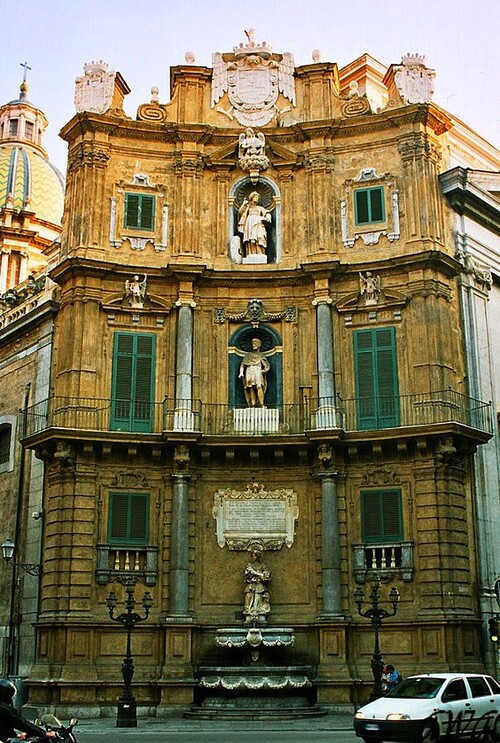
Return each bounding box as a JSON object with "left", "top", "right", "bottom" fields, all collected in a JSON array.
[{"left": 20, "top": 389, "right": 492, "bottom": 440}]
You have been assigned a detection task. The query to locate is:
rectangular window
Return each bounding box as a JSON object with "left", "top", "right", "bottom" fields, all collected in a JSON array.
[
  {"left": 110, "top": 332, "right": 156, "bottom": 432},
  {"left": 124, "top": 193, "right": 155, "bottom": 230},
  {"left": 9, "top": 119, "right": 18, "bottom": 137},
  {"left": 354, "top": 326, "right": 399, "bottom": 429},
  {"left": 354, "top": 186, "right": 385, "bottom": 225},
  {"left": 361, "top": 489, "right": 403, "bottom": 543},
  {"left": 108, "top": 491, "right": 149, "bottom": 545},
  {"left": 24, "top": 121, "right": 34, "bottom": 140},
  {"left": 0, "top": 426, "right": 11, "bottom": 465}
]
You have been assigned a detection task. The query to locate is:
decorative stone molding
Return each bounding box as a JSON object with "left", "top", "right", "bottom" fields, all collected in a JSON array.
[
  {"left": 361, "top": 468, "right": 401, "bottom": 486},
  {"left": 137, "top": 102, "right": 168, "bottom": 122},
  {"left": 214, "top": 298, "right": 296, "bottom": 324},
  {"left": 213, "top": 482, "right": 299, "bottom": 550},
  {"left": 238, "top": 128, "right": 269, "bottom": 182},
  {"left": 341, "top": 167, "right": 400, "bottom": 248},
  {"left": 456, "top": 248, "right": 492, "bottom": 290},
  {"left": 110, "top": 471, "right": 148, "bottom": 488}
]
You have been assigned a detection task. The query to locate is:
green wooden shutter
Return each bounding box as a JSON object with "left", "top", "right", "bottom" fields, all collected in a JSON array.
[
  {"left": 361, "top": 489, "right": 402, "bottom": 543},
  {"left": 354, "top": 187, "right": 385, "bottom": 225},
  {"left": 111, "top": 332, "right": 156, "bottom": 432},
  {"left": 369, "top": 188, "right": 384, "bottom": 222},
  {"left": 124, "top": 193, "right": 155, "bottom": 230},
  {"left": 355, "top": 190, "right": 370, "bottom": 224},
  {"left": 109, "top": 492, "right": 149, "bottom": 544},
  {"left": 139, "top": 195, "right": 155, "bottom": 229},
  {"left": 354, "top": 327, "right": 399, "bottom": 429},
  {"left": 124, "top": 194, "right": 140, "bottom": 228}
]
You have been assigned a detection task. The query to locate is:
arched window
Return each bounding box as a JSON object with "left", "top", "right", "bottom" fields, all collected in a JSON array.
[{"left": 229, "top": 177, "right": 281, "bottom": 265}]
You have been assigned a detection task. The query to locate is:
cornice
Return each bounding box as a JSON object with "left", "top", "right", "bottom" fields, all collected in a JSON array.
[{"left": 439, "top": 167, "right": 500, "bottom": 236}]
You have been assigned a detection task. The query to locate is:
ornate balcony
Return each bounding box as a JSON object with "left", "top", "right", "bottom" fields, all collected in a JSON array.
[
  {"left": 353, "top": 541, "right": 414, "bottom": 584},
  {"left": 20, "top": 389, "right": 492, "bottom": 445},
  {"left": 95, "top": 544, "right": 158, "bottom": 586}
]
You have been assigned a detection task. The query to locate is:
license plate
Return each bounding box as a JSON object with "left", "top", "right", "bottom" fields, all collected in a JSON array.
[{"left": 365, "top": 724, "right": 380, "bottom": 731}]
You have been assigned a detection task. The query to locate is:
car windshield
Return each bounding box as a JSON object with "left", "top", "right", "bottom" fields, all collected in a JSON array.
[{"left": 386, "top": 677, "right": 445, "bottom": 699}]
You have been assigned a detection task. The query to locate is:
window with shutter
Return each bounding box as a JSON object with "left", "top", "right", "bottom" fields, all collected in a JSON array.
[
  {"left": 108, "top": 491, "right": 149, "bottom": 545},
  {"left": 354, "top": 326, "right": 399, "bottom": 429},
  {"left": 110, "top": 332, "right": 156, "bottom": 432},
  {"left": 354, "top": 186, "right": 385, "bottom": 226},
  {"left": 124, "top": 193, "right": 155, "bottom": 230},
  {"left": 361, "top": 489, "right": 403, "bottom": 543}
]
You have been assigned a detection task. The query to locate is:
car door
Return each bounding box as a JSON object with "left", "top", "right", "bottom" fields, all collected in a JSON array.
[
  {"left": 437, "top": 678, "right": 474, "bottom": 738},
  {"left": 465, "top": 676, "right": 500, "bottom": 737}
]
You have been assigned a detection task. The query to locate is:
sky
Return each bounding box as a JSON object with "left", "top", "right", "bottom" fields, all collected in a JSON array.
[{"left": 1, "top": 0, "right": 499, "bottom": 175}]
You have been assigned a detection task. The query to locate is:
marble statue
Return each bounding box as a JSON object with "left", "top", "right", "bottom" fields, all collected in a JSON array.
[
  {"left": 243, "top": 547, "right": 271, "bottom": 625},
  {"left": 239, "top": 338, "right": 270, "bottom": 407},
  {"left": 359, "top": 271, "right": 381, "bottom": 305},
  {"left": 237, "top": 192, "right": 271, "bottom": 256},
  {"left": 125, "top": 274, "right": 147, "bottom": 308}
]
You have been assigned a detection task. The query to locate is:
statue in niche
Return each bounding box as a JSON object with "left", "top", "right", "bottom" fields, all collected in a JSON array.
[
  {"left": 237, "top": 191, "right": 272, "bottom": 256},
  {"left": 359, "top": 271, "right": 381, "bottom": 305},
  {"left": 125, "top": 274, "right": 147, "bottom": 308},
  {"left": 239, "top": 337, "right": 270, "bottom": 407},
  {"left": 243, "top": 546, "right": 271, "bottom": 626}
]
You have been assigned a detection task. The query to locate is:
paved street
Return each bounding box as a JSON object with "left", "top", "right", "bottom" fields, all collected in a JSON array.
[{"left": 72, "top": 713, "right": 355, "bottom": 743}]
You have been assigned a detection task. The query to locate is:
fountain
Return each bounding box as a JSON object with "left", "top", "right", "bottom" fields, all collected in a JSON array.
[{"left": 186, "top": 547, "right": 325, "bottom": 719}]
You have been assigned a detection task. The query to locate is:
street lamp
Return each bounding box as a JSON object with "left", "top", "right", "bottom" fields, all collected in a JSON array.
[
  {"left": 106, "top": 578, "right": 153, "bottom": 728},
  {"left": 355, "top": 574, "right": 400, "bottom": 700},
  {"left": 1, "top": 538, "right": 41, "bottom": 576},
  {"left": 1, "top": 538, "right": 41, "bottom": 678}
]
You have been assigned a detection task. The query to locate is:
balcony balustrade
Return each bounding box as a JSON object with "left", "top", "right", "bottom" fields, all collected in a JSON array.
[
  {"left": 95, "top": 544, "right": 158, "bottom": 586},
  {"left": 353, "top": 541, "right": 414, "bottom": 583},
  {"left": 20, "top": 389, "right": 492, "bottom": 441}
]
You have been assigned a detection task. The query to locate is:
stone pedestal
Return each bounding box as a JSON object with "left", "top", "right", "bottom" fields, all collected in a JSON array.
[{"left": 233, "top": 407, "right": 279, "bottom": 433}]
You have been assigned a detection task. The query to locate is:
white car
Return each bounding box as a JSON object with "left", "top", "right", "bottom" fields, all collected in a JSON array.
[{"left": 354, "top": 673, "right": 500, "bottom": 743}]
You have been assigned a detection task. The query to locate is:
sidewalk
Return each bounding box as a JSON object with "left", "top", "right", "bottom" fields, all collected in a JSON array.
[{"left": 73, "top": 709, "right": 354, "bottom": 734}]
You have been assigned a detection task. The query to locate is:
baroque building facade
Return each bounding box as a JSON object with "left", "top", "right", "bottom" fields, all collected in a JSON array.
[{"left": 1, "top": 38, "right": 500, "bottom": 716}]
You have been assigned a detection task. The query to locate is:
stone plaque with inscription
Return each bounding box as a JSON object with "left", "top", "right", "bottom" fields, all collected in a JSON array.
[{"left": 213, "top": 482, "right": 298, "bottom": 550}]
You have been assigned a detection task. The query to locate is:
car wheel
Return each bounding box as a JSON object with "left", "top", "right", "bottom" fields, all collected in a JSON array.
[
  {"left": 490, "top": 714, "right": 500, "bottom": 742},
  {"left": 420, "top": 721, "right": 439, "bottom": 743}
]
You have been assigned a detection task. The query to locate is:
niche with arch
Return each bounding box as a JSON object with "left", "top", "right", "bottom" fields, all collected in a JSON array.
[
  {"left": 229, "top": 177, "right": 281, "bottom": 265},
  {"left": 228, "top": 324, "right": 283, "bottom": 408}
]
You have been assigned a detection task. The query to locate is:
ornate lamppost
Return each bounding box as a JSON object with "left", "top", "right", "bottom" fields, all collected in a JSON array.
[
  {"left": 355, "top": 574, "right": 400, "bottom": 700},
  {"left": 106, "top": 579, "right": 153, "bottom": 727},
  {"left": 1, "top": 538, "right": 41, "bottom": 679}
]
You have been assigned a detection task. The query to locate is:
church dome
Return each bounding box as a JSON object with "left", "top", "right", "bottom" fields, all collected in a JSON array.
[
  {"left": 0, "top": 143, "right": 64, "bottom": 224},
  {"left": 0, "top": 74, "right": 64, "bottom": 227}
]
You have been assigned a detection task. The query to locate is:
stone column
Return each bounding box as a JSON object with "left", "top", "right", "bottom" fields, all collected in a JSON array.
[
  {"left": 318, "top": 470, "right": 342, "bottom": 618},
  {"left": 169, "top": 473, "right": 191, "bottom": 617},
  {"left": 314, "top": 296, "right": 336, "bottom": 427},
  {"left": 176, "top": 304, "right": 193, "bottom": 404},
  {"left": 316, "top": 300, "right": 335, "bottom": 401}
]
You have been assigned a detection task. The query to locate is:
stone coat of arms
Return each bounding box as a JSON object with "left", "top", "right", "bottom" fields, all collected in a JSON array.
[
  {"left": 212, "top": 29, "right": 296, "bottom": 127},
  {"left": 74, "top": 60, "right": 115, "bottom": 114},
  {"left": 394, "top": 53, "right": 435, "bottom": 105}
]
